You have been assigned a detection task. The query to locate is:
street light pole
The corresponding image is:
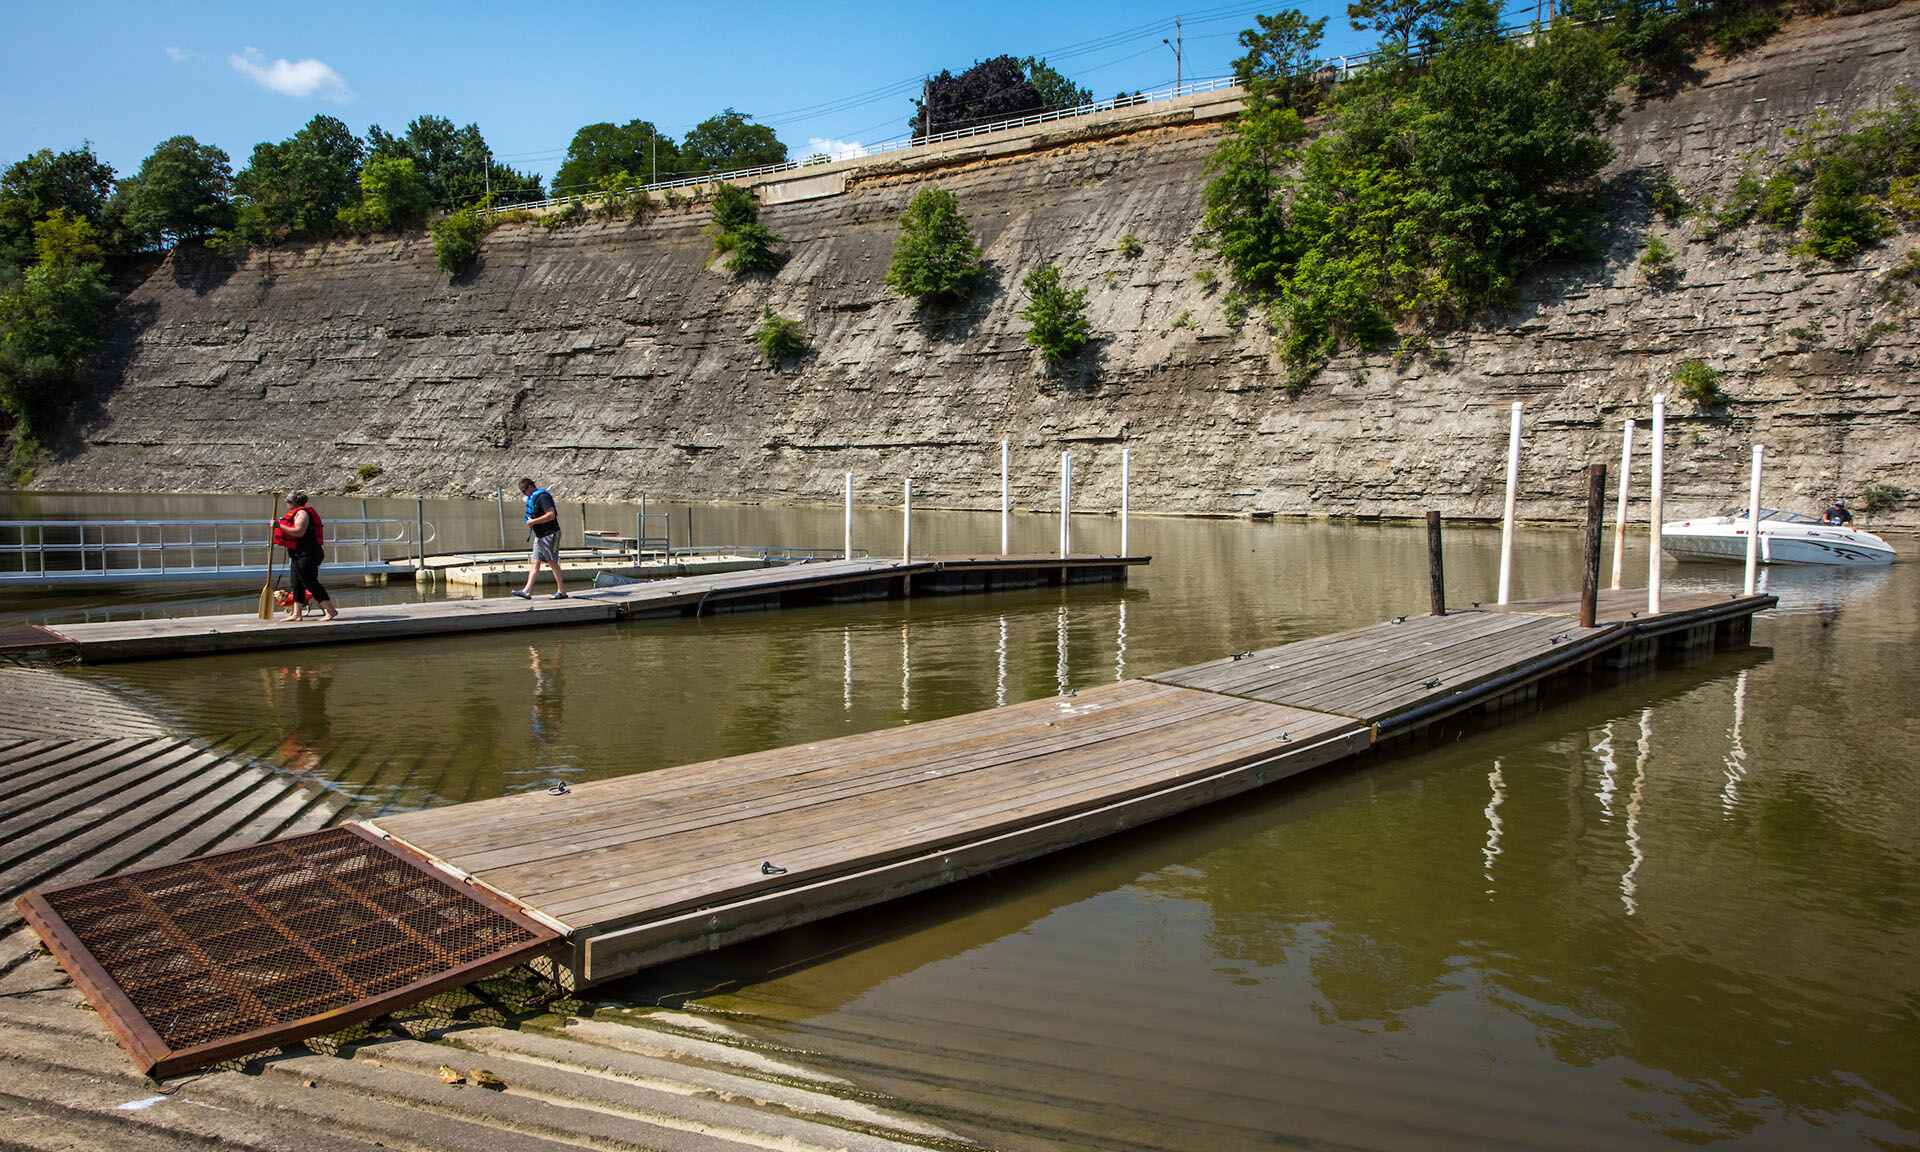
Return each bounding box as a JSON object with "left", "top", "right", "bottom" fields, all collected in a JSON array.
[{"left": 1162, "top": 17, "right": 1183, "bottom": 92}]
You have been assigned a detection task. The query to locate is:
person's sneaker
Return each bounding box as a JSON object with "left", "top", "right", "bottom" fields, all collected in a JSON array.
[
  {"left": 510, "top": 589, "right": 532, "bottom": 600},
  {"left": 552, "top": 591, "right": 569, "bottom": 600}
]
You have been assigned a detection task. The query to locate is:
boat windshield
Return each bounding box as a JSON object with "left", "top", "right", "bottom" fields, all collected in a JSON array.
[{"left": 1715, "top": 507, "right": 1819, "bottom": 523}]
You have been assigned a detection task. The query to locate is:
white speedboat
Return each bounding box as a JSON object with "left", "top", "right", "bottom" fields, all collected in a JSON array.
[{"left": 1662, "top": 508, "right": 1896, "bottom": 566}]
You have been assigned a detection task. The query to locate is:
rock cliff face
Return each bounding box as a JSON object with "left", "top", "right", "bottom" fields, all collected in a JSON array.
[{"left": 48, "top": 6, "right": 1920, "bottom": 527}]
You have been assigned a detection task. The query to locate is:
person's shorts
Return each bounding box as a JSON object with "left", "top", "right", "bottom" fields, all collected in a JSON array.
[{"left": 531, "top": 534, "right": 560, "bottom": 565}]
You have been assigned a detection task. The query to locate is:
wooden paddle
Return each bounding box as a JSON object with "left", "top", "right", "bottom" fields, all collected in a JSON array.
[{"left": 257, "top": 496, "right": 277, "bottom": 620}]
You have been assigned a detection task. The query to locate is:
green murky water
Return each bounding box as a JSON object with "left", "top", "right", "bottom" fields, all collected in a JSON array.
[{"left": 3, "top": 491, "right": 1914, "bottom": 1148}]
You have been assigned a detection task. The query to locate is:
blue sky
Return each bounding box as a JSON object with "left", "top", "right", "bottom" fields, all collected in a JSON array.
[{"left": 0, "top": 1, "right": 1470, "bottom": 187}]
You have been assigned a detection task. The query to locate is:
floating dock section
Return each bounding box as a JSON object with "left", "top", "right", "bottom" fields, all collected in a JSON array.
[
  {"left": 20, "top": 554, "right": 1144, "bottom": 663},
  {"left": 18, "top": 588, "right": 1772, "bottom": 1077}
]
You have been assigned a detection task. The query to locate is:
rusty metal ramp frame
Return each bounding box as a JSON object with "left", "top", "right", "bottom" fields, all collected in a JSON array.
[{"left": 15, "top": 824, "right": 562, "bottom": 1079}]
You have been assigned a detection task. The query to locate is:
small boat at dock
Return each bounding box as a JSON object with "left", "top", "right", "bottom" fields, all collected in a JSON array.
[{"left": 1663, "top": 508, "right": 1896, "bottom": 566}]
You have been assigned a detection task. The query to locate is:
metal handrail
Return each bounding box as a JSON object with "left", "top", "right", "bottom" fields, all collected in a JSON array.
[{"left": 0, "top": 517, "right": 431, "bottom": 582}]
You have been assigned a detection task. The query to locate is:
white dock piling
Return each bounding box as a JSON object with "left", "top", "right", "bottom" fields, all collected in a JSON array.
[
  {"left": 844, "top": 473, "right": 853, "bottom": 560},
  {"left": 902, "top": 478, "right": 912, "bottom": 561},
  {"left": 1059, "top": 451, "right": 1073, "bottom": 559},
  {"left": 1000, "top": 438, "right": 1010, "bottom": 557},
  {"left": 1497, "top": 402, "right": 1522, "bottom": 605},
  {"left": 1120, "top": 447, "right": 1130, "bottom": 557},
  {"left": 1744, "top": 445, "right": 1764, "bottom": 595},
  {"left": 1648, "top": 395, "right": 1666, "bottom": 615},
  {"left": 1610, "top": 420, "right": 1634, "bottom": 590}
]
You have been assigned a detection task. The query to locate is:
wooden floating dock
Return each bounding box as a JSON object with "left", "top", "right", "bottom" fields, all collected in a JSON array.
[
  {"left": 373, "top": 587, "right": 1769, "bottom": 985},
  {"left": 17, "top": 585, "right": 1773, "bottom": 1077},
  {"left": 20, "top": 554, "right": 1144, "bottom": 664}
]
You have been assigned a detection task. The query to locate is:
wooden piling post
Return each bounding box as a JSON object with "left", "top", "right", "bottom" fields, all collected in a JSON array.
[
  {"left": 844, "top": 472, "right": 854, "bottom": 561},
  {"left": 1581, "top": 463, "right": 1606, "bottom": 629},
  {"left": 1426, "top": 511, "right": 1445, "bottom": 617},
  {"left": 496, "top": 490, "right": 507, "bottom": 550},
  {"left": 902, "top": 478, "right": 912, "bottom": 561},
  {"left": 1120, "top": 447, "right": 1130, "bottom": 557}
]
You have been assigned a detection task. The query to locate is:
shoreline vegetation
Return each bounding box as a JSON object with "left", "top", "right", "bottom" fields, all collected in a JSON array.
[{"left": 2, "top": 1, "right": 1915, "bottom": 488}]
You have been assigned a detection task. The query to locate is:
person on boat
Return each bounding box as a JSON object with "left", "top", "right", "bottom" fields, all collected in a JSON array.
[
  {"left": 273, "top": 492, "right": 337, "bottom": 622},
  {"left": 1822, "top": 497, "right": 1854, "bottom": 528},
  {"left": 512, "top": 477, "right": 567, "bottom": 600}
]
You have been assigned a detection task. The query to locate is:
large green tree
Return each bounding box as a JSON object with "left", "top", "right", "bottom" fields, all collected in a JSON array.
[
  {"left": 338, "top": 155, "right": 432, "bottom": 234},
  {"left": 553, "top": 120, "right": 680, "bottom": 197},
  {"left": 1347, "top": 0, "right": 1457, "bottom": 55},
  {"left": 0, "top": 146, "right": 118, "bottom": 274},
  {"left": 1022, "top": 57, "right": 1092, "bottom": 110},
  {"left": 232, "top": 115, "right": 364, "bottom": 240},
  {"left": 1233, "top": 10, "right": 1330, "bottom": 115},
  {"left": 0, "top": 215, "right": 111, "bottom": 445},
  {"left": 366, "top": 115, "right": 537, "bottom": 209},
  {"left": 119, "top": 135, "right": 233, "bottom": 247},
  {"left": 681, "top": 109, "right": 788, "bottom": 174}
]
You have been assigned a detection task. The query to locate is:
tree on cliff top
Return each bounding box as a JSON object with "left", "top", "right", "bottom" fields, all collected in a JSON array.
[
  {"left": 885, "top": 187, "right": 982, "bottom": 303},
  {"left": 232, "top": 116, "right": 364, "bottom": 241},
  {"left": 681, "top": 110, "right": 788, "bottom": 175},
  {"left": 907, "top": 56, "right": 1090, "bottom": 138},
  {"left": 1233, "top": 10, "right": 1330, "bottom": 116},
  {"left": 553, "top": 120, "right": 681, "bottom": 198},
  {"left": 118, "top": 135, "right": 233, "bottom": 248},
  {"left": 367, "top": 116, "right": 538, "bottom": 210},
  {"left": 0, "top": 146, "right": 118, "bottom": 275}
]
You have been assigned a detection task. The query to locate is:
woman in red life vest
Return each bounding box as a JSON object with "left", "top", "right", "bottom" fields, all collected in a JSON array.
[{"left": 273, "top": 492, "right": 338, "bottom": 622}]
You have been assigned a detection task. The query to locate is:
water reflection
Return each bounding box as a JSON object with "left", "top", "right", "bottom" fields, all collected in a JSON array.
[
  {"left": 1722, "top": 669, "right": 1749, "bottom": 815},
  {"left": 1622, "top": 708, "right": 1650, "bottom": 916},
  {"left": 1482, "top": 759, "right": 1505, "bottom": 897}
]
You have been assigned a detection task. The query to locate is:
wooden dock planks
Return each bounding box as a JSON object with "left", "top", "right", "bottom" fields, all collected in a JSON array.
[
  {"left": 34, "top": 554, "right": 1145, "bottom": 663},
  {"left": 373, "top": 680, "right": 1369, "bottom": 979}
]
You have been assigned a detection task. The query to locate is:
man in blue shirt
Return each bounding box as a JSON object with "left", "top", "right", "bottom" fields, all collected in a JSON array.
[{"left": 511, "top": 477, "right": 568, "bottom": 600}]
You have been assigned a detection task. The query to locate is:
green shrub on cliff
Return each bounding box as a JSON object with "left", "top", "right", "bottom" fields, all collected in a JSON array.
[
  {"left": 1673, "top": 358, "right": 1725, "bottom": 409},
  {"left": 1021, "top": 264, "right": 1089, "bottom": 373},
  {"left": 431, "top": 204, "right": 488, "bottom": 277},
  {"left": 754, "top": 310, "right": 808, "bottom": 367},
  {"left": 885, "top": 187, "right": 982, "bottom": 303},
  {"left": 706, "top": 184, "right": 783, "bottom": 274}
]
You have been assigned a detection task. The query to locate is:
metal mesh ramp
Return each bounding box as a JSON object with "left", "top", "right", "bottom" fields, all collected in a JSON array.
[{"left": 15, "top": 824, "right": 561, "bottom": 1079}]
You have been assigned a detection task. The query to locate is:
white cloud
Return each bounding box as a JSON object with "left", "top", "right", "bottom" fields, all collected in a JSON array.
[
  {"left": 806, "top": 137, "right": 868, "bottom": 162},
  {"left": 228, "top": 47, "right": 351, "bottom": 101},
  {"left": 164, "top": 46, "right": 193, "bottom": 63}
]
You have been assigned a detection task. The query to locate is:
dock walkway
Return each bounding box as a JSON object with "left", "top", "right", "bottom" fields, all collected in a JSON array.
[
  {"left": 19, "top": 553, "right": 1143, "bottom": 663},
  {"left": 16, "top": 586, "right": 1772, "bottom": 1078}
]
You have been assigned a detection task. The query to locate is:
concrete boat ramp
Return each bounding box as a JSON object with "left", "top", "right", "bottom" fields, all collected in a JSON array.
[
  {"left": 15, "top": 553, "right": 1144, "bottom": 663},
  {"left": 15, "top": 585, "right": 1771, "bottom": 1081}
]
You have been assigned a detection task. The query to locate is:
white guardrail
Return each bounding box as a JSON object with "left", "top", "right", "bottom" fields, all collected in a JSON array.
[
  {"left": 488, "top": 11, "right": 1592, "bottom": 219},
  {"left": 492, "top": 75, "right": 1245, "bottom": 217}
]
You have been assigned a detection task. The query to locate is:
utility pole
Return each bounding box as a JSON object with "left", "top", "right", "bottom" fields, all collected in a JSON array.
[
  {"left": 483, "top": 147, "right": 490, "bottom": 203},
  {"left": 921, "top": 77, "right": 930, "bottom": 140},
  {"left": 650, "top": 130, "right": 657, "bottom": 186},
  {"left": 1163, "top": 17, "right": 1183, "bottom": 92}
]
